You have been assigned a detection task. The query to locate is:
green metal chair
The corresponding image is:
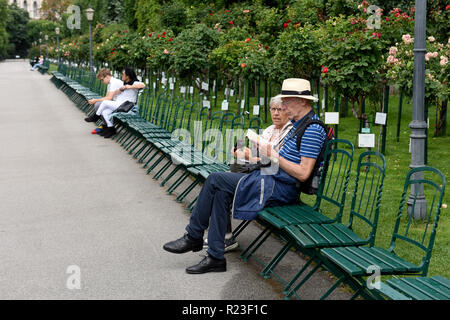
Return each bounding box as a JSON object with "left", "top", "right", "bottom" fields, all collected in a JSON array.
[
  {"left": 278, "top": 151, "right": 386, "bottom": 299},
  {"left": 374, "top": 276, "right": 450, "bottom": 300},
  {"left": 320, "top": 166, "right": 446, "bottom": 300}
]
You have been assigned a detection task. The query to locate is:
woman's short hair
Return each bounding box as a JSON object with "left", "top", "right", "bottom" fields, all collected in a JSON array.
[
  {"left": 269, "top": 95, "right": 282, "bottom": 108},
  {"left": 97, "top": 68, "right": 111, "bottom": 80}
]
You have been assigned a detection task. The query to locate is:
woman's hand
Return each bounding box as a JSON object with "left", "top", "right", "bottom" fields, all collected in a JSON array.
[{"left": 233, "top": 147, "right": 252, "bottom": 160}]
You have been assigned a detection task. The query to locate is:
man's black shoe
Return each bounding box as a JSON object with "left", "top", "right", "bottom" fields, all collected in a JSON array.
[
  {"left": 84, "top": 113, "right": 100, "bottom": 122},
  {"left": 186, "top": 255, "right": 226, "bottom": 274},
  {"left": 163, "top": 233, "right": 203, "bottom": 254}
]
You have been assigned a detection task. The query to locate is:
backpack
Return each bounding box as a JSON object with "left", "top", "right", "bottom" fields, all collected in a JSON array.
[{"left": 288, "top": 110, "right": 334, "bottom": 195}]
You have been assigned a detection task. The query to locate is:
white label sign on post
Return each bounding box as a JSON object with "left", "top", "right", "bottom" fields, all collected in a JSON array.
[
  {"left": 325, "top": 112, "right": 340, "bottom": 125},
  {"left": 259, "top": 97, "right": 265, "bottom": 106},
  {"left": 180, "top": 86, "right": 186, "bottom": 93},
  {"left": 358, "top": 134, "right": 375, "bottom": 148},
  {"left": 189, "top": 86, "right": 194, "bottom": 94},
  {"left": 253, "top": 105, "right": 260, "bottom": 115},
  {"left": 241, "top": 100, "right": 245, "bottom": 109},
  {"left": 203, "top": 100, "right": 211, "bottom": 109},
  {"left": 201, "top": 82, "right": 209, "bottom": 91},
  {"left": 375, "top": 112, "right": 387, "bottom": 125},
  {"left": 222, "top": 100, "right": 229, "bottom": 110}
]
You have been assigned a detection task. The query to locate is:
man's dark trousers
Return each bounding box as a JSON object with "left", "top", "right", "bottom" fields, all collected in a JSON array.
[{"left": 185, "top": 172, "right": 246, "bottom": 260}]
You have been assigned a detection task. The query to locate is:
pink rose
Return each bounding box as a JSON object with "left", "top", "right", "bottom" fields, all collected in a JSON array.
[
  {"left": 428, "top": 36, "right": 435, "bottom": 43},
  {"left": 389, "top": 46, "right": 398, "bottom": 56},
  {"left": 402, "top": 34, "right": 413, "bottom": 44},
  {"left": 440, "top": 56, "right": 448, "bottom": 66}
]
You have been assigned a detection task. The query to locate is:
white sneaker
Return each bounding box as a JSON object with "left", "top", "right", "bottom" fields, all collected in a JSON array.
[{"left": 203, "top": 236, "right": 239, "bottom": 252}]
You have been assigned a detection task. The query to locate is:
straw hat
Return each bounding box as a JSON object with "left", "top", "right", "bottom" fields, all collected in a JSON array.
[{"left": 279, "top": 78, "right": 318, "bottom": 102}]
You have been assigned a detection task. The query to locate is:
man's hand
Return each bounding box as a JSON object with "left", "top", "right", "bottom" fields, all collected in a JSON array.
[{"left": 88, "top": 99, "right": 96, "bottom": 105}]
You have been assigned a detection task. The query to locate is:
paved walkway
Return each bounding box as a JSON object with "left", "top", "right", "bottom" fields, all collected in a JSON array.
[{"left": 0, "top": 60, "right": 350, "bottom": 299}]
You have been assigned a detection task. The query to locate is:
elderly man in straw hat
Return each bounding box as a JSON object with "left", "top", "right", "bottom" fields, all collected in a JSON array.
[{"left": 163, "top": 78, "right": 326, "bottom": 274}]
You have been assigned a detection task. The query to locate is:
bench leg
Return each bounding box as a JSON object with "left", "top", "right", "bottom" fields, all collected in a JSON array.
[
  {"left": 260, "top": 240, "right": 294, "bottom": 279},
  {"left": 239, "top": 228, "right": 272, "bottom": 262}
]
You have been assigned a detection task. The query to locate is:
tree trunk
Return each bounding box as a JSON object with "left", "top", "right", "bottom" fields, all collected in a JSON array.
[{"left": 435, "top": 100, "right": 447, "bottom": 137}]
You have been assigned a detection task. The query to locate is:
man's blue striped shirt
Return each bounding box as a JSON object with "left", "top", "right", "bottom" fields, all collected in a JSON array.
[{"left": 278, "top": 114, "right": 326, "bottom": 164}]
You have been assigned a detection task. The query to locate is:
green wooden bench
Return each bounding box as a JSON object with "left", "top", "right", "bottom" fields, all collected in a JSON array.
[
  {"left": 375, "top": 276, "right": 450, "bottom": 300},
  {"left": 37, "top": 60, "right": 50, "bottom": 74},
  {"left": 320, "top": 166, "right": 446, "bottom": 300}
]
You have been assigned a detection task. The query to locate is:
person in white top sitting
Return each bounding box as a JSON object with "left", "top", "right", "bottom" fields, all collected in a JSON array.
[
  {"left": 30, "top": 55, "right": 44, "bottom": 71},
  {"left": 96, "top": 67, "right": 146, "bottom": 138},
  {"left": 84, "top": 68, "right": 123, "bottom": 123}
]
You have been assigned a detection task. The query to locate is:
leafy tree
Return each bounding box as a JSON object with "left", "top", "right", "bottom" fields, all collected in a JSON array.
[
  {"left": 270, "top": 24, "right": 322, "bottom": 82},
  {"left": 105, "top": 0, "right": 124, "bottom": 23},
  {"left": 123, "top": 0, "right": 138, "bottom": 30},
  {"left": 170, "top": 23, "right": 219, "bottom": 81},
  {"left": 135, "top": 0, "right": 162, "bottom": 34},
  {"left": 6, "top": 3, "right": 30, "bottom": 58},
  {"left": 0, "top": 0, "right": 8, "bottom": 60},
  {"left": 40, "top": 0, "right": 72, "bottom": 22},
  {"left": 319, "top": 15, "right": 384, "bottom": 120},
  {"left": 159, "top": 1, "right": 188, "bottom": 35}
]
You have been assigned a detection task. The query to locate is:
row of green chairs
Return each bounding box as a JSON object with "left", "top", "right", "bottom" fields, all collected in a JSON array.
[
  {"left": 50, "top": 63, "right": 263, "bottom": 210},
  {"left": 234, "top": 137, "right": 447, "bottom": 300}
]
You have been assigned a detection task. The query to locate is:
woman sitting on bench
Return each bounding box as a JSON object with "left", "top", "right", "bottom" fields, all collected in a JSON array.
[{"left": 95, "top": 67, "right": 146, "bottom": 139}]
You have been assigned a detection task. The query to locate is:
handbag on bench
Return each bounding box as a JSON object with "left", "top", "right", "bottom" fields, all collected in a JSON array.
[{"left": 112, "top": 101, "right": 136, "bottom": 114}]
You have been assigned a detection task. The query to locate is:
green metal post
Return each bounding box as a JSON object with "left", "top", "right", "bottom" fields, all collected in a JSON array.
[
  {"left": 396, "top": 89, "right": 404, "bottom": 142},
  {"left": 381, "top": 85, "right": 389, "bottom": 155}
]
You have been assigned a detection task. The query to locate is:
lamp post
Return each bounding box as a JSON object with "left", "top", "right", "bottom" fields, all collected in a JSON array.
[
  {"left": 45, "top": 34, "right": 49, "bottom": 60},
  {"left": 408, "top": 0, "right": 427, "bottom": 220},
  {"left": 39, "top": 38, "right": 42, "bottom": 56},
  {"left": 85, "top": 7, "right": 95, "bottom": 72},
  {"left": 55, "top": 27, "right": 60, "bottom": 64}
]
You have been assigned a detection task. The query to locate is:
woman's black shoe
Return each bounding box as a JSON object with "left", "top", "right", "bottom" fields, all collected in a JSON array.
[
  {"left": 84, "top": 113, "right": 100, "bottom": 122},
  {"left": 185, "top": 255, "right": 227, "bottom": 274},
  {"left": 103, "top": 127, "right": 117, "bottom": 138},
  {"left": 163, "top": 233, "right": 203, "bottom": 254}
]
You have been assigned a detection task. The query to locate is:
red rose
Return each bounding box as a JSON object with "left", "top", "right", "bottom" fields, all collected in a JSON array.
[
  {"left": 446, "top": 5, "right": 450, "bottom": 10},
  {"left": 229, "top": 20, "right": 234, "bottom": 25},
  {"left": 385, "top": 17, "right": 389, "bottom": 21},
  {"left": 283, "top": 22, "right": 288, "bottom": 28},
  {"left": 112, "top": 47, "right": 115, "bottom": 51},
  {"left": 168, "top": 38, "right": 173, "bottom": 42},
  {"left": 321, "top": 66, "right": 328, "bottom": 73},
  {"left": 245, "top": 38, "right": 251, "bottom": 43},
  {"left": 240, "top": 63, "right": 245, "bottom": 68},
  {"left": 148, "top": 33, "right": 152, "bottom": 37},
  {"left": 395, "top": 12, "right": 400, "bottom": 17},
  {"left": 287, "top": 19, "right": 291, "bottom": 23},
  {"left": 162, "top": 31, "right": 166, "bottom": 36},
  {"left": 377, "top": 33, "right": 381, "bottom": 38}
]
